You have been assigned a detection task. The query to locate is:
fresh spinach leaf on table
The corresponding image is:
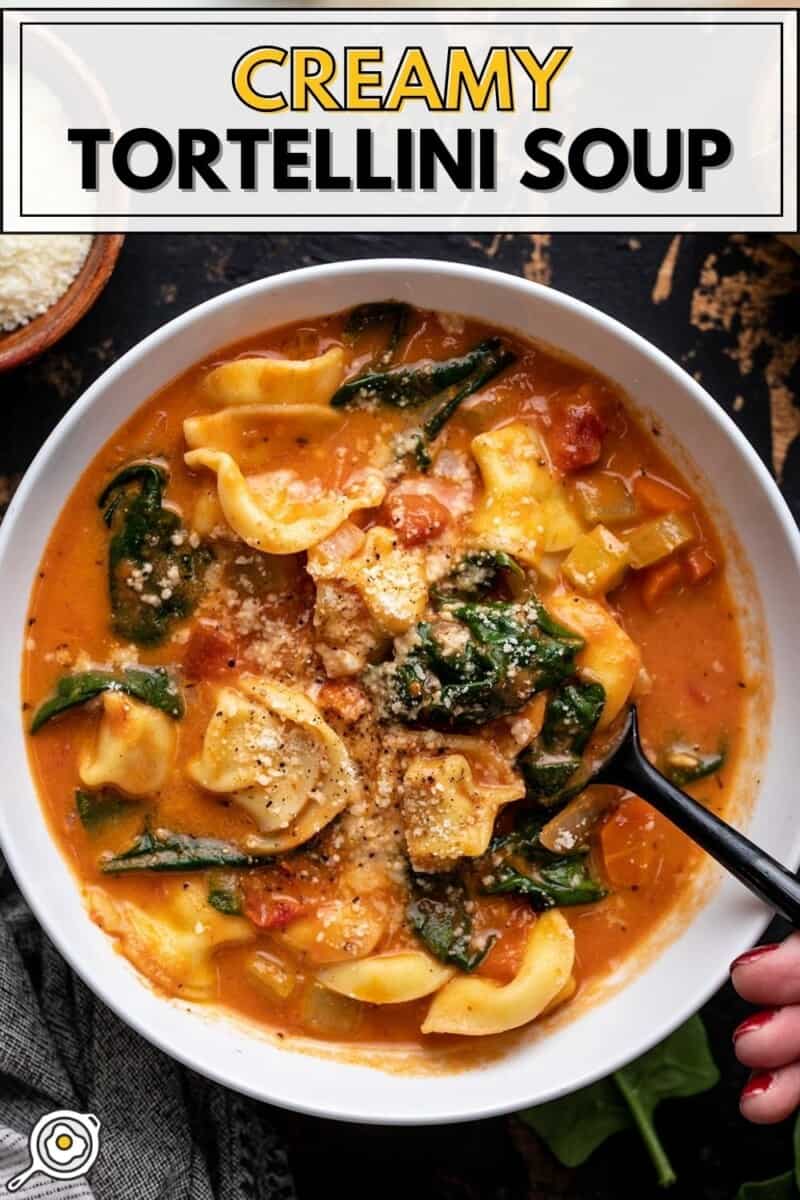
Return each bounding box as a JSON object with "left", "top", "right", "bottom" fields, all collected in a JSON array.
[
  {"left": 522, "top": 1014, "right": 719, "bottom": 1187},
  {"left": 100, "top": 461, "right": 212, "bottom": 646},
  {"left": 736, "top": 1114, "right": 800, "bottom": 1199}
]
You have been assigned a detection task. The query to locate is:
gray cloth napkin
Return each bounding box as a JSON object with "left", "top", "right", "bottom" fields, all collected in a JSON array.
[{"left": 0, "top": 856, "right": 296, "bottom": 1200}]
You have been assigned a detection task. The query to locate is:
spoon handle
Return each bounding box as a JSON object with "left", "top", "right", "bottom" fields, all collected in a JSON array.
[{"left": 606, "top": 712, "right": 800, "bottom": 926}]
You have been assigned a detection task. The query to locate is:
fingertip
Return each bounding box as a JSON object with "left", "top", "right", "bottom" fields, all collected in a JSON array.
[{"left": 739, "top": 1064, "right": 800, "bottom": 1125}]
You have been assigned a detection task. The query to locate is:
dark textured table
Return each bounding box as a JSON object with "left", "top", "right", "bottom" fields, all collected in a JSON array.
[{"left": 2, "top": 233, "right": 798, "bottom": 1200}]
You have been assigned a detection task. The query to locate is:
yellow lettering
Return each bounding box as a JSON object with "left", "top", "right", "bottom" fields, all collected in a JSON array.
[
  {"left": 384, "top": 47, "right": 444, "bottom": 111},
  {"left": 346, "top": 48, "right": 383, "bottom": 110},
  {"left": 445, "top": 47, "right": 513, "bottom": 111},
  {"left": 291, "top": 48, "right": 340, "bottom": 111},
  {"left": 512, "top": 46, "right": 571, "bottom": 112},
  {"left": 232, "top": 46, "right": 288, "bottom": 113}
]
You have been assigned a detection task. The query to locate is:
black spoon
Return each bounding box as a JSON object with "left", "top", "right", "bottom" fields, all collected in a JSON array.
[{"left": 591, "top": 706, "right": 800, "bottom": 924}]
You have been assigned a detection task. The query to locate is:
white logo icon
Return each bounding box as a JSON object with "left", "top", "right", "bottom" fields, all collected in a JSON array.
[{"left": 6, "top": 1110, "right": 101, "bottom": 1193}]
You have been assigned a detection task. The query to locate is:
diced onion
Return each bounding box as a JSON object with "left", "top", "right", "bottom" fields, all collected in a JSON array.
[{"left": 539, "top": 786, "right": 620, "bottom": 854}]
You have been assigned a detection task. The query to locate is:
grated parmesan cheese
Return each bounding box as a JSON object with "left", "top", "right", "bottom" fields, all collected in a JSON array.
[{"left": 0, "top": 234, "right": 93, "bottom": 332}]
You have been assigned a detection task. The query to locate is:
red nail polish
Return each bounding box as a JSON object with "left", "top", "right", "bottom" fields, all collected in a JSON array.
[
  {"left": 731, "top": 944, "right": 780, "bottom": 972},
  {"left": 734, "top": 1010, "right": 777, "bottom": 1041},
  {"left": 742, "top": 1071, "right": 775, "bottom": 1100}
]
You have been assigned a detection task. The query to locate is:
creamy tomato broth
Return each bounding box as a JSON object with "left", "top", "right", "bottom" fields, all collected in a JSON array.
[{"left": 23, "top": 302, "right": 747, "bottom": 1051}]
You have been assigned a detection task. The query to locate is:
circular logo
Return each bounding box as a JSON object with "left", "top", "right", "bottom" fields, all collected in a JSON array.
[{"left": 6, "top": 1110, "right": 101, "bottom": 1192}]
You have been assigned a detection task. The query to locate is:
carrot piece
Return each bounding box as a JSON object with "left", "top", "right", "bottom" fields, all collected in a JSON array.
[
  {"left": 641, "top": 559, "right": 682, "bottom": 610},
  {"left": 684, "top": 545, "right": 717, "bottom": 585},
  {"left": 633, "top": 474, "right": 692, "bottom": 513},
  {"left": 600, "top": 797, "right": 660, "bottom": 888},
  {"left": 473, "top": 902, "right": 534, "bottom": 984}
]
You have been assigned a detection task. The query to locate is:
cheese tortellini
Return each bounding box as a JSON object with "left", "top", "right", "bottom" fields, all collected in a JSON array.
[
  {"left": 421, "top": 910, "right": 575, "bottom": 1036},
  {"left": 545, "top": 592, "right": 641, "bottom": 728},
  {"left": 79, "top": 693, "right": 177, "bottom": 797},
  {"left": 402, "top": 753, "right": 525, "bottom": 872},
  {"left": 471, "top": 422, "right": 583, "bottom": 564},
  {"left": 184, "top": 448, "right": 386, "bottom": 555},
  {"left": 184, "top": 404, "right": 341, "bottom": 474},
  {"left": 308, "top": 525, "right": 428, "bottom": 636},
  {"left": 86, "top": 880, "right": 253, "bottom": 1001},
  {"left": 188, "top": 678, "right": 360, "bottom": 853},
  {"left": 318, "top": 951, "right": 455, "bottom": 1004},
  {"left": 204, "top": 346, "right": 345, "bottom": 407}
]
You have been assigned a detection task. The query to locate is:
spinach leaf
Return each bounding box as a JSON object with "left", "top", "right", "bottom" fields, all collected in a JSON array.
[
  {"left": 31, "top": 666, "right": 184, "bottom": 732},
  {"left": 101, "top": 827, "right": 258, "bottom": 873},
  {"left": 343, "top": 301, "right": 410, "bottom": 367},
  {"left": 100, "top": 462, "right": 211, "bottom": 646},
  {"left": 407, "top": 875, "right": 494, "bottom": 972},
  {"left": 421, "top": 341, "right": 516, "bottom": 443},
  {"left": 482, "top": 812, "right": 605, "bottom": 910},
  {"left": 431, "top": 551, "right": 524, "bottom": 608},
  {"left": 522, "top": 1014, "right": 719, "bottom": 1187},
  {"left": 736, "top": 1113, "right": 800, "bottom": 1199},
  {"left": 519, "top": 680, "right": 605, "bottom": 802},
  {"left": 662, "top": 743, "right": 726, "bottom": 787},
  {"left": 75, "top": 788, "right": 127, "bottom": 830},
  {"left": 207, "top": 870, "right": 245, "bottom": 915},
  {"left": 330, "top": 337, "right": 506, "bottom": 410},
  {"left": 737, "top": 1175, "right": 796, "bottom": 1200},
  {"left": 375, "top": 599, "right": 581, "bottom": 730}
]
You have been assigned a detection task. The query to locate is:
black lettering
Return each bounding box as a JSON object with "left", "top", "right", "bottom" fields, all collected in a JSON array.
[
  {"left": 569, "top": 128, "right": 628, "bottom": 190},
  {"left": 273, "top": 129, "right": 310, "bottom": 190},
  {"left": 112, "top": 128, "right": 173, "bottom": 190},
  {"left": 397, "top": 129, "right": 414, "bottom": 190},
  {"left": 226, "top": 129, "right": 271, "bottom": 190},
  {"left": 687, "top": 129, "right": 732, "bottom": 189},
  {"left": 633, "top": 128, "right": 682, "bottom": 190},
  {"left": 315, "top": 130, "right": 350, "bottom": 189},
  {"left": 67, "top": 128, "right": 112, "bottom": 190},
  {"left": 419, "top": 129, "right": 473, "bottom": 190},
  {"left": 479, "top": 128, "right": 496, "bottom": 189},
  {"left": 177, "top": 129, "right": 226, "bottom": 190},
  {"left": 520, "top": 129, "right": 565, "bottom": 190},
  {"left": 355, "top": 130, "right": 392, "bottom": 190}
]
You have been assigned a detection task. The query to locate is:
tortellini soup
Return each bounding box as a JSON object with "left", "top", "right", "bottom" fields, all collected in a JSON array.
[{"left": 23, "top": 301, "right": 748, "bottom": 1054}]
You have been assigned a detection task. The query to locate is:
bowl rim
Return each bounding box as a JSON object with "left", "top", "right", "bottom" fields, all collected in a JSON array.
[
  {"left": 2, "top": 256, "right": 800, "bottom": 1125},
  {"left": 0, "top": 234, "right": 125, "bottom": 373}
]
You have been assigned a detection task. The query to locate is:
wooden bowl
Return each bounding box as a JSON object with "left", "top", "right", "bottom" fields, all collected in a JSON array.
[{"left": 0, "top": 234, "right": 125, "bottom": 372}]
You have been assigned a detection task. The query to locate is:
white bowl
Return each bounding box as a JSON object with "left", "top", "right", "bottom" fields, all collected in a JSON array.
[{"left": 2, "top": 259, "right": 799, "bottom": 1125}]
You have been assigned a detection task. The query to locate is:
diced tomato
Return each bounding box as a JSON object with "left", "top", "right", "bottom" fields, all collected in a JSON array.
[
  {"left": 600, "top": 797, "right": 661, "bottom": 888},
  {"left": 317, "top": 679, "right": 370, "bottom": 723},
  {"left": 182, "top": 624, "right": 237, "bottom": 681},
  {"left": 381, "top": 491, "right": 451, "bottom": 546},
  {"left": 633, "top": 473, "right": 692, "bottom": 513},
  {"left": 549, "top": 387, "right": 607, "bottom": 472},
  {"left": 684, "top": 545, "right": 717, "bottom": 585},
  {"left": 641, "top": 560, "right": 682, "bottom": 611},
  {"left": 244, "top": 890, "right": 306, "bottom": 931},
  {"left": 473, "top": 901, "right": 533, "bottom": 984}
]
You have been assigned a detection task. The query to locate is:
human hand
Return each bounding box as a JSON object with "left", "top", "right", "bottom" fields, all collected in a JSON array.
[{"left": 732, "top": 936, "right": 800, "bottom": 1124}]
